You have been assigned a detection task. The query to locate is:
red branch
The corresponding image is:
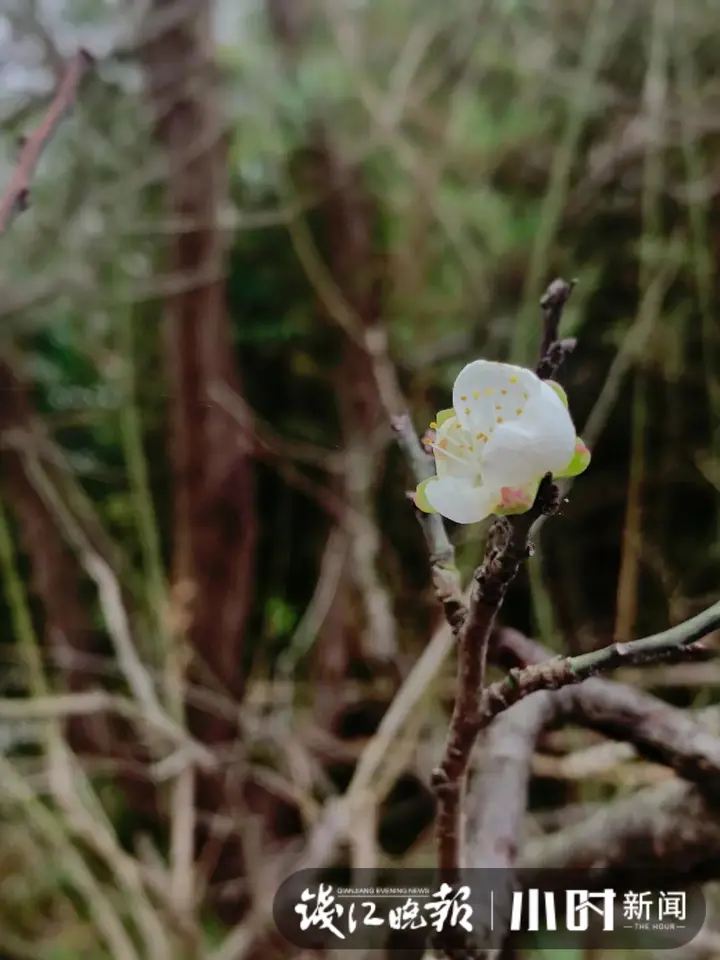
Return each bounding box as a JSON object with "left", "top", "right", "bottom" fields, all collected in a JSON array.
[{"left": 0, "top": 48, "right": 94, "bottom": 235}]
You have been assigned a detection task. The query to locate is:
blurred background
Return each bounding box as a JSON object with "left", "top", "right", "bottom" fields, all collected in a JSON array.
[{"left": 1, "top": 0, "right": 720, "bottom": 957}]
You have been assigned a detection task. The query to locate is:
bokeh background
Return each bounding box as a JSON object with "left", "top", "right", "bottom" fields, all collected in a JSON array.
[{"left": 1, "top": 0, "right": 720, "bottom": 957}]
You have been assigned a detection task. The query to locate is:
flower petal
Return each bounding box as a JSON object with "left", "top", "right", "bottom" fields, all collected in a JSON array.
[
  {"left": 518, "top": 379, "right": 577, "bottom": 471},
  {"left": 414, "top": 477, "right": 439, "bottom": 513},
  {"left": 481, "top": 381, "right": 576, "bottom": 490},
  {"left": 433, "top": 416, "right": 481, "bottom": 478},
  {"left": 452, "top": 360, "right": 539, "bottom": 434},
  {"left": 435, "top": 408, "right": 455, "bottom": 427},
  {"left": 556, "top": 437, "right": 591, "bottom": 478},
  {"left": 546, "top": 381, "right": 569, "bottom": 408},
  {"left": 494, "top": 479, "right": 541, "bottom": 516},
  {"left": 423, "top": 476, "right": 497, "bottom": 524}
]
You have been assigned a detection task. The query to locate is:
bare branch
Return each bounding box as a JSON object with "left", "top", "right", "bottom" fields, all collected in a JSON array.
[
  {"left": 474, "top": 636, "right": 712, "bottom": 734},
  {"left": 362, "top": 325, "right": 469, "bottom": 631},
  {"left": 0, "top": 49, "right": 94, "bottom": 234},
  {"left": 520, "top": 778, "right": 720, "bottom": 881},
  {"left": 390, "top": 413, "right": 467, "bottom": 631},
  {"left": 492, "top": 625, "right": 720, "bottom": 794},
  {"left": 460, "top": 620, "right": 720, "bottom": 956},
  {"left": 466, "top": 692, "right": 558, "bottom": 870},
  {"left": 429, "top": 277, "right": 575, "bottom": 898},
  {"left": 536, "top": 277, "right": 577, "bottom": 376},
  {"left": 431, "top": 481, "right": 559, "bottom": 881}
]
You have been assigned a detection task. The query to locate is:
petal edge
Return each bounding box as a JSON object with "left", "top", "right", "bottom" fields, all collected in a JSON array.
[
  {"left": 414, "top": 477, "right": 439, "bottom": 514},
  {"left": 424, "top": 476, "right": 496, "bottom": 524},
  {"left": 556, "top": 437, "right": 591, "bottom": 478}
]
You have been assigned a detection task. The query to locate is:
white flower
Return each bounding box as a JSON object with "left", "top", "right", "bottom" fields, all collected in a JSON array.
[{"left": 414, "top": 360, "right": 590, "bottom": 524}]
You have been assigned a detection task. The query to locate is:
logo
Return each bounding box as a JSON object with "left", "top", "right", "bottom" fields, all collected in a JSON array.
[
  {"left": 272, "top": 869, "right": 703, "bottom": 951},
  {"left": 509, "top": 888, "right": 687, "bottom": 933},
  {"left": 294, "top": 883, "right": 472, "bottom": 940}
]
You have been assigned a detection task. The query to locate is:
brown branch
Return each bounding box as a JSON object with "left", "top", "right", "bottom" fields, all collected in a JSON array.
[
  {"left": 390, "top": 413, "right": 467, "bottom": 633},
  {"left": 454, "top": 620, "right": 720, "bottom": 957},
  {"left": 519, "top": 778, "right": 720, "bottom": 883},
  {"left": 306, "top": 134, "right": 399, "bottom": 668},
  {"left": 141, "top": 0, "right": 256, "bottom": 709},
  {"left": 536, "top": 277, "right": 577, "bottom": 377},
  {"left": 364, "top": 324, "right": 468, "bottom": 632},
  {"left": 466, "top": 692, "right": 559, "bottom": 870},
  {"left": 0, "top": 360, "right": 96, "bottom": 735},
  {"left": 140, "top": 0, "right": 260, "bottom": 919},
  {"left": 431, "top": 481, "right": 559, "bottom": 883},
  {"left": 360, "top": 271, "right": 576, "bottom": 957},
  {"left": 459, "top": 691, "right": 563, "bottom": 960},
  {"left": 492, "top": 625, "right": 720, "bottom": 796},
  {"left": 430, "top": 278, "right": 575, "bottom": 892},
  {"left": 0, "top": 357, "right": 165, "bottom": 827},
  {"left": 473, "top": 636, "right": 711, "bottom": 735},
  {"left": 375, "top": 264, "right": 720, "bottom": 955},
  {"left": 0, "top": 49, "right": 94, "bottom": 234}
]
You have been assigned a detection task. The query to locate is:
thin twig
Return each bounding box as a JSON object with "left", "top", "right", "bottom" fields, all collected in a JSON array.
[
  {"left": 488, "top": 622, "right": 720, "bottom": 794},
  {"left": 474, "top": 636, "right": 713, "bottom": 733},
  {"left": 362, "top": 323, "right": 468, "bottom": 633},
  {"left": 431, "top": 482, "right": 559, "bottom": 882},
  {"left": 0, "top": 49, "right": 94, "bottom": 234},
  {"left": 537, "top": 277, "right": 578, "bottom": 376},
  {"left": 391, "top": 414, "right": 467, "bottom": 631},
  {"left": 371, "top": 267, "right": 720, "bottom": 958},
  {"left": 0, "top": 753, "right": 140, "bottom": 960},
  {"left": 431, "top": 278, "right": 575, "bottom": 903}
]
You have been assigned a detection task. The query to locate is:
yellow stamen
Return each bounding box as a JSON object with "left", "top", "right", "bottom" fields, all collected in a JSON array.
[
  {"left": 430, "top": 421, "right": 437, "bottom": 429},
  {"left": 509, "top": 376, "right": 518, "bottom": 384},
  {"left": 465, "top": 407, "right": 471, "bottom": 415},
  {"left": 439, "top": 431, "right": 467, "bottom": 451},
  {"left": 516, "top": 408, "right": 522, "bottom": 416},
  {"left": 484, "top": 387, "right": 494, "bottom": 395},
  {"left": 501, "top": 389, "right": 507, "bottom": 395},
  {"left": 429, "top": 442, "right": 470, "bottom": 466},
  {"left": 472, "top": 390, "right": 480, "bottom": 400},
  {"left": 496, "top": 416, "right": 504, "bottom": 423},
  {"left": 475, "top": 432, "right": 487, "bottom": 441},
  {"left": 461, "top": 395, "right": 467, "bottom": 401}
]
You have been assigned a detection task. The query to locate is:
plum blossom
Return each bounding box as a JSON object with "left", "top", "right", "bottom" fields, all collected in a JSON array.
[{"left": 414, "top": 360, "right": 590, "bottom": 524}]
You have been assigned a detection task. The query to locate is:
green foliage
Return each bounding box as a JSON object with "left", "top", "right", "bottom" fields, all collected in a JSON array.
[{"left": 264, "top": 596, "right": 299, "bottom": 638}]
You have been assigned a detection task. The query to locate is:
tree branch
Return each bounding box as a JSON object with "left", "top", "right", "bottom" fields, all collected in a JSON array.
[
  {"left": 491, "top": 625, "right": 720, "bottom": 796},
  {"left": 519, "top": 778, "right": 720, "bottom": 883},
  {"left": 429, "top": 278, "right": 575, "bottom": 898},
  {"left": 0, "top": 49, "right": 94, "bottom": 234},
  {"left": 536, "top": 277, "right": 577, "bottom": 378},
  {"left": 431, "top": 481, "right": 560, "bottom": 882},
  {"left": 390, "top": 413, "right": 467, "bottom": 632},
  {"left": 377, "top": 266, "right": 720, "bottom": 955},
  {"left": 466, "top": 692, "right": 559, "bottom": 870},
  {"left": 473, "top": 632, "right": 713, "bottom": 731}
]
